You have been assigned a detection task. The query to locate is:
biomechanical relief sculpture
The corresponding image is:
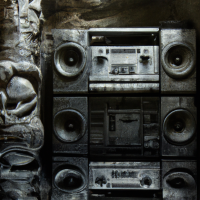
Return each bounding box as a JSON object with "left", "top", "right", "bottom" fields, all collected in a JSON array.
[{"left": 0, "top": 0, "right": 44, "bottom": 199}]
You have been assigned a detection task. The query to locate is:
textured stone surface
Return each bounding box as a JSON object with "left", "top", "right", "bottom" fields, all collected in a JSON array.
[
  {"left": 42, "top": 0, "right": 200, "bottom": 33},
  {"left": 0, "top": 0, "right": 47, "bottom": 199}
]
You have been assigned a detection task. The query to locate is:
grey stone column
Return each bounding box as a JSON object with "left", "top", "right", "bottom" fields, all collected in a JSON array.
[{"left": 0, "top": 0, "right": 45, "bottom": 199}]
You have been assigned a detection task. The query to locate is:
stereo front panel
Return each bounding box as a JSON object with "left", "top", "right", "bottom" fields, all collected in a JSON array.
[
  {"left": 89, "top": 97, "right": 160, "bottom": 157},
  {"left": 89, "top": 45, "right": 159, "bottom": 93},
  {"left": 89, "top": 162, "right": 160, "bottom": 190},
  {"left": 51, "top": 28, "right": 196, "bottom": 94},
  {"left": 88, "top": 161, "right": 197, "bottom": 199}
]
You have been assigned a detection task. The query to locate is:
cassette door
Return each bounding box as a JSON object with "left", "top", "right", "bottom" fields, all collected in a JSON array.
[{"left": 89, "top": 97, "right": 160, "bottom": 157}]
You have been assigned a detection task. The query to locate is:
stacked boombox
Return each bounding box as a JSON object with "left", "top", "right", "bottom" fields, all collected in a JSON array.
[{"left": 51, "top": 24, "right": 197, "bottom": 199}]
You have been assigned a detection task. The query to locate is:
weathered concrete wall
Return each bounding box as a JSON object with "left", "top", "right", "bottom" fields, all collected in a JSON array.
[{"left": 42, "top": 0, "right": 200, "bottom": 39}]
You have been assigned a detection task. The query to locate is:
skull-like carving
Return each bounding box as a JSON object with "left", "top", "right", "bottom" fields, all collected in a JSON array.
[{"left": 0, "top": 61, "right": 43, "bottom": 151}]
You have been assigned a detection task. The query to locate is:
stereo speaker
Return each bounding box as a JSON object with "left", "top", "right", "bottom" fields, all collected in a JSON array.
[
  {"left": 160, "top": 29, "right": 196, "bottom": 93},
  {"left": 54, "top": 42, "right": 87, "bottom": 78},
  {"left": 162, "top": 160, "right": 197, "bottom": 200},
  {"left": 52, "top": 157, "right": 88, "bottom": 200},
  {"left": 161, "top": 97, "right": 196, "bottom": 157},
  {"left": 52, "top": 29, "right": 89, "bottom": 94},
  {"left": 53, "top": 97, "right": 88, "bottom": 154}
]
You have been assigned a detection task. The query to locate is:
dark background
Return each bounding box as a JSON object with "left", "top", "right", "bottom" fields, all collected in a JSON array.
[{"left": 40, "top": 0, "right": 200, "bottom": 198}]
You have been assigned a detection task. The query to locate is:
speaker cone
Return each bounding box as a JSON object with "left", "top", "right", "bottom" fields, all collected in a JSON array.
[
  {"left": 164, "top": 171, "right": 196, "bottom": 190},
  {"left": 54, "top": 42, "right": 87, "bottom": 77},
  {"left": 54, "top": 168, "right": 86, "bottom": 193},
  {"left": 53, "top": 109, "right": 86, "bottom": 142},
  {"left": 161, "top": 42, "right": 195, "bottom": 79},
  {"left": 163, "top": 109, "right": 196, "bottom": 145}
]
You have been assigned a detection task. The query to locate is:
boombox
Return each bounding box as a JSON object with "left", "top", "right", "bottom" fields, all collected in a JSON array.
[
  {"left": 52, "top": 157, "right": 88, "bottom": 200},
  {"left": 53, "top": 97, "right": 88, "bottom": 154},
  {"left": 52, "top": 27, "right": 196, "bottom": 94},
  {"left": 89, "top": 97, "right": 160, "bottom": 157},
  {"left": 52, "top": 96, "right": 197, "bottom": 158},
  {"left": 89, "top": 161, "right": 197, "bottom": 200},
  {"left": 50, "top": 25, "right": 197, "bottom": 200},
  {"left": 161, "top": 97, "right": 197, "bottom": 157}
]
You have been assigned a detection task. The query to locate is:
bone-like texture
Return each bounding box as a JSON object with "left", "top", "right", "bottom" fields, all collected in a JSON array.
[{"left": 0, "top": 0, "right": 45, "bottom": 199}]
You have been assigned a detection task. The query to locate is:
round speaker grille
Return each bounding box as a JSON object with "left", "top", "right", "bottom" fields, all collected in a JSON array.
[
  {"left": 164, "top": 171, "right": 196, "bottom": 190},
  {"left": 163, "top": 109, "right": 196, "bottom": 145},
  {"left": 161, "top": 42, "right": 195, "bottom": 79},
  {"left": 53, "top": 109, "right": 86, "bottom": 143},
  {"left": 54, "top": 42, "right": 87, "bottom": 77},
  {"left": 54, "top": 168, "right": 86, "bottom": 193}
]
